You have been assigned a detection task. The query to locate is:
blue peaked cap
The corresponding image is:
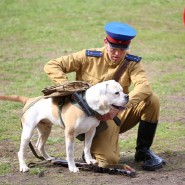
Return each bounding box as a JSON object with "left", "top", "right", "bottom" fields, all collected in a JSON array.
[{"left": 105, "top": 22, "right": 137, "bottom": 41}]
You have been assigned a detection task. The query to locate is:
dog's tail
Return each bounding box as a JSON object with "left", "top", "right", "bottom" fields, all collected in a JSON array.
[{"left": 0, "top": 95, "right": 29, "bottom": 104}]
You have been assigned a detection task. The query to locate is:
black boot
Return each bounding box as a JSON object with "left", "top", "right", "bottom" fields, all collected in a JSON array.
[{"left": 135, "top": 120, "right": 166, "bottom": 171}]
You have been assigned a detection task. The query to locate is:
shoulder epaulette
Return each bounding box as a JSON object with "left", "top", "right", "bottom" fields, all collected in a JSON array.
[
  {"left": 125, "top": 54, "right": 142, "bottom": 62},
  {"left": 86, "top": 50, "right": 103, "bottom": 57}
]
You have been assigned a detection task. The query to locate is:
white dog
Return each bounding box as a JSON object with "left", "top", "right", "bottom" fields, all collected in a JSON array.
[{"left": 0, "top": 80, "right": 128, "bottom": 173}]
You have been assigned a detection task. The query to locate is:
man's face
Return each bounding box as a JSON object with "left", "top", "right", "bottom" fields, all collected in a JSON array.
[{"left": 104, "top": 38, "right": 127, "bottom": 64}]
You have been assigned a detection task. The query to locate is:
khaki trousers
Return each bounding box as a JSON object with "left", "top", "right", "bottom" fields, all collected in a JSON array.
[{"left": 91, "top": 93, "right": 160, "bottom": 167}]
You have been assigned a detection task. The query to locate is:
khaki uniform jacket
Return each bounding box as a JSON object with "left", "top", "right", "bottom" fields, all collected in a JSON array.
[{"left": 44, "top": 46, "right": 152, "bottom": 107}]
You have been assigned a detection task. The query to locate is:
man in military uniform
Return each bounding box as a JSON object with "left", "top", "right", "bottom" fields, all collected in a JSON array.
[{"left": 44, "top": 22, "right": 165, "bottom": 171}]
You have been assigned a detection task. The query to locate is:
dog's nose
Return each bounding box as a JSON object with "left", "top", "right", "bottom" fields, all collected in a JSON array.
[{"left": 124, "top": 94, "right": 129, "bottom": 100}]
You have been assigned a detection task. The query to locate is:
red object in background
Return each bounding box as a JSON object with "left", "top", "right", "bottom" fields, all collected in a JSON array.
[{"left": 184, "top": 8, "right": 185, "bottom": 27}]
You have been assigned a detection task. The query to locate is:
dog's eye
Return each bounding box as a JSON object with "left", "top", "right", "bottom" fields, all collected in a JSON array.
[{"left": 115, "top": 92, "right": 120, "bottom": 95}]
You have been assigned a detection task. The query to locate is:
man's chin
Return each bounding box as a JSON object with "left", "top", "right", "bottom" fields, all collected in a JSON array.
[{"left": 111, "top": 58, "right": 122, "bottom": 64}]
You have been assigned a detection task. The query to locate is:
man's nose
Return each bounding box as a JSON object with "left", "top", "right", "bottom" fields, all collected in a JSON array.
[{"left": 115, "top": 50, "right": 119, "bottom": 55}]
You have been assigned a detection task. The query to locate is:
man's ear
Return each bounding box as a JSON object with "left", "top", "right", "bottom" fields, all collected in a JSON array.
[{"left": 104, "top": 38, "right": 108, "bottom": 44}]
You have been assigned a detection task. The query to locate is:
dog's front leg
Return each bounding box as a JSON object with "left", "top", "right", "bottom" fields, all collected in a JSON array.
[
  {"left": 65, "top": 130, "right": 79, "bottom": 173},
  {"left": 84, "top": 128, "right": 98, "bottom": 165}
]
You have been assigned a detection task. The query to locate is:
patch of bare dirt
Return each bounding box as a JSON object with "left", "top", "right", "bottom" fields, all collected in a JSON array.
[{"left": 0, "top": 136, "right": 185, "bottom": 185}]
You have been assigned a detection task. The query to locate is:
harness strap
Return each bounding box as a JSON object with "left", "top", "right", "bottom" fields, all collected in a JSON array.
[
  {"left": 29, "top": 142, "right": 45, "bottom": 160},
  {"left": 113, "top": 59, "right": 130, "bottom": 82},
  {"left": 71, "top": 92, "right": 101, "bottom": 117},
  {"left": 52, "top": 159, "right": 136, "bottom": 177},
  {"left": 58, "top": 98, "right": 66, "bottom": 128}
]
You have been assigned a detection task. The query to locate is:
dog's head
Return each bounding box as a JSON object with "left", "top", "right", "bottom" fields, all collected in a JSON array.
[{"left": 86, "top": 80, "right": 129, "bottom": 115}]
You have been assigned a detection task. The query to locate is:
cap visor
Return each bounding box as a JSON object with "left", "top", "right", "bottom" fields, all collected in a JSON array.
[{"left": 109, "top": 42, "right": 129, "bottom": 49}]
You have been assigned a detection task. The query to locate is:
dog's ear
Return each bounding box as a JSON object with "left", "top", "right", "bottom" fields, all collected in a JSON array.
[{"left": 96, "top": 95, "right": 110, "bottom": 114}]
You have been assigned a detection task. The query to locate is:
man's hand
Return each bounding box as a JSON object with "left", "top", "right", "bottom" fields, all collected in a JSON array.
[{"left": 97, "top": 108, "right": 120, "bottom": 121}]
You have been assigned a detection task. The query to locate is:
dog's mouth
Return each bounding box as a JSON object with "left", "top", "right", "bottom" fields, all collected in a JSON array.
[{"left": 111, "top": 104, "right": 126, "bottom": 110}]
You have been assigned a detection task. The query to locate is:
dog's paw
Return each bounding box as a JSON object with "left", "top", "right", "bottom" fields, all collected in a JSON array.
[
  {"left": 20, "top": 165, "right": 29, "bottom": 173},
  {"left": 86, "top": 158, "right": 98, "bottom": 165},
  {"left": 69, "top": 166, "right": 79, "bottom": 173}
]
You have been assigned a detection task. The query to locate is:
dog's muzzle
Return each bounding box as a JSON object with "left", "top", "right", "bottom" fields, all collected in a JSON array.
[
  {"left": 112, "top": 94, "right": 129, "bottom": 110},
  {"left": 111, "top": 104, "right": 126, "bottom": 110}
]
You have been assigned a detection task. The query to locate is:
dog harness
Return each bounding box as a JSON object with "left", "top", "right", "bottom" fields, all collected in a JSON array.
[
  {"left": 58, "top": 91, "right": 122, "bottom": 129},
  {"left": 58, "top": 91, "right": 101, "bottom": 128}
]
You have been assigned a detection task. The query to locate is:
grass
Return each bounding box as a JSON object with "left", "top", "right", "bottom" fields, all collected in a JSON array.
[
  {"left": 153, "top": 71, "right": 185, "bottom": 95},
  {"left": 0, "top": 0, "right": 185, "bottom": 175},
  {"left": 0, "top": 163, "right": 11, "bottom": 175},
  {"left": 29, "top": 168, "right": 46, "bottom": 176}
]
